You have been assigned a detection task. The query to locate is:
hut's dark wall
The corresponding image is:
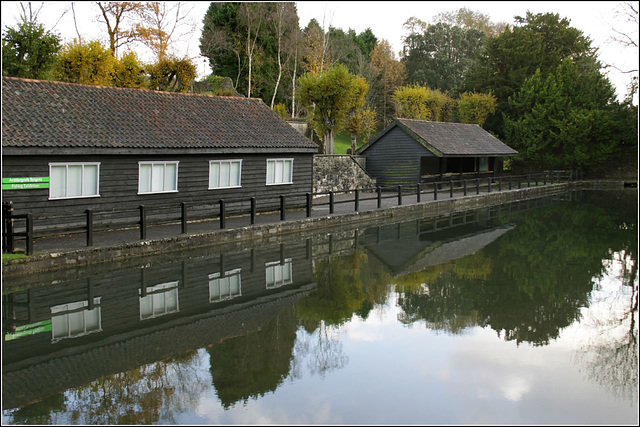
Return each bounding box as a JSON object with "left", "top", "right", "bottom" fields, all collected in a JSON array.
[
  {"left": 2, "top": 153, "right": 313, "bottom": 228},
  {"left": 363, "top": 127, "right": 434, "bottom": 187}
]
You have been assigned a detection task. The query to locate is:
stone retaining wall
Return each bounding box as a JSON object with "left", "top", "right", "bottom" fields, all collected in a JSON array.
[
  {"left": 3, "top": 182, "right": 584, "bottom": 277},
  {"left": 314, "top": 155, "right": 376, "bottom": 194}
]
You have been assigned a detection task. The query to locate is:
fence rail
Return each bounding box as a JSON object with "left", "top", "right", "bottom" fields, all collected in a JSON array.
[{"left": 2, "top": 170, "right": 581, "bottom": 255}]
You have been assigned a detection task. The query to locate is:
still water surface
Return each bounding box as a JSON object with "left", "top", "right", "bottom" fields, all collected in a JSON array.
[{"left": 2, "top": 190, "right": 638, "bottom": 424}]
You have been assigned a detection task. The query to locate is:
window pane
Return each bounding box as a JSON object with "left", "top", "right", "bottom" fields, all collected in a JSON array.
[
  {"left": 139, "top": 164, "right": 152, "bottom": 193},
  {"left": 220, "top": 277, "right": 230, "bottom": 296},
  {"left": 50, "top": 166, "right": 66, "bottom": 198},
  {"left": 266, "top": 266, "right": 274, "bottom": 285},
  {"left": 220, "top": 162, "right": 230, "bottom": 187},
  {"left": 230, "top": 162, "right": 240, "bottom": 186},
  {"left": 83, "top": 165, "right": 98, "bottom": 196},
  {"left": 140, "top": 295, "right": 153, "bottom": 318},
  {"left": 210, "top": 279, "right": 220, "bottom": 300},
  {"left": 267, "top": 161, "right": 275, "bottom": 184},
  {"left": 479, "top": 157, "right": 488, "bottom": 172},
  {"left": 274, "top": 266, "right": 283, "bottom": 283},
  {"left": 210, "top": 163, "right": 220, "bottom": 188},
  {"left": 68, "top": 311, "right": 84, "bottom": 335},
  {"left": 230, "top": 275, "right": 240, "bottom": 295},
  {"left": 153, "top": 292, "right": 165, "bottom": 315},
  {"left": 283, "top": 263, "right": 292, "bottom": 282},
  {"left": 67, "top": 165, "right": 82, "bottom": 197},
  {"left": 275, "top": 161, "right": 283, "bottom": 184},
  {"left": 165, "top": 289, "right": 178, "bottom": 311},
  {"left": 85, "top": 308, "right": 100, "bottom": 331},
  {"left": 164, "top": 163, "right": 177, "bottom": 191},
  {"left": 152, "top": 164, "right": 164, "bottom": 192},
  {"left": 52, "top": 315, "right": 69, "bottom": 338},
  {"left": 283, "top": 160, "right": 292, "bottom": 183}
]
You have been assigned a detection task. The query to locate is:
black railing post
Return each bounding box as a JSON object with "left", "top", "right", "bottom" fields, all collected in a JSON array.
[
  {"left": 280, "top": 195, "right": 286, "bottom": 220},
  {"left": 250, "top": 197, "right": 256, "bottom": 224},
  {"left": 86, "top": 209, "right": 93, "bottom": 246},
  {"left": 416, "top": 183, "right": 421, "bottom": 203},
  {"left": 398, "top": 185, "right": 403, "bottom": 205},
  {"left": 535, "top": 174, "right": 539, "bottom": 186},
  {"left": 543, "top": 172, "right": 547, "bottom": 185},
  {"left": 569, "top": 170, "right": 573, "bottom": 181},
  {"left": 518, "top": 176, "right": 522, "bottom": 189},
  {"left": 329, "top": 191, "right": 335, "bottom": 214},
  {"left": 219, "top": 199, "right": 225, "bottom": 229},
  {"left": 527, "top": 174, "right": 531, "bottom": 187},
  {"left": 3, "top": 201, "right": 15, "bottom": 253},
  {"left": 181, "top": 203, "right": 188, "bottom": 234},
  {"left": 498, "top": 177, "right": 502, "bottom": 192},
  {"left": 355, "top": 189, "right": 360, "bottom": 212},
  {"left": 488, "top": 177, "right": 492, "bottom": 193},
  {"left": 463, "top": 180, "right": 467, "bottom": 196},
  {"left": 26, "top": 213, "right": 33, "bottom": 256},
  {"left": 139, "top": 205, "right": 146, "bottom": 240},
  {"left": 556, "top": 171, "right": 560, "bottom": 183},
  {"left": 306, "top": 193, "right": 312, "bottom": 218},
  {"left": 449, "top": 179, "right": 454, "bottom": 198},
  {"left": 509, "top": 176, "right": 512, "bottom": 190},
  {"left": 377, "top": 187, "right": 382, "bottom": 208},
  {"left": 434, "top": 182, "right": 438, "bottom": 200}
]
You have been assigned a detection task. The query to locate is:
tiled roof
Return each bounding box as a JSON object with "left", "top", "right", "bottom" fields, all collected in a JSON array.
[
  {"left": 358, "top": 118, "right": 518, "bottom": 157},
  {"left": 2, "top": 77, "right": 317, "bottom": 153}
]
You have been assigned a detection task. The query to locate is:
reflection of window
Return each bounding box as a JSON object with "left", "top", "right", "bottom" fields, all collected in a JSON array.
[
  {"left": 209, "top": 160, "right": 242, "bottom": 189},
  {"left": 266, "top": 159, "right": 293, "bottom": 185},
  {"left": 478, "top": 157, "right": 489, "bottom": 172},
  {"left": 265, "top": 258, "right": 293, "bottom": 289},
  {"left": 51, "top": 297, "right": 102, "bottom": 342},
  {"left": 138, "top": 161, "right": 178, "bottom": 194},
  {"left": 209, "top": 268, "right": 242, "bottom": 302},
  {"left": 49, "top": 162, "right": 100, "bottom": 199},
  {"left": 139, "top": 281, "right": 179, "bottom": 320}
]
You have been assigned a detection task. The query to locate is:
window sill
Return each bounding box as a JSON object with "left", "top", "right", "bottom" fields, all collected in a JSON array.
[
  {"left": 137, "top": 190, "right": 179, "bottom": 195},
  {"left": 48, "top": 195, "right": 101, "bottom": 201},
  {"left": 208, "top": 185, "right": 242, "bottom": 190},
  {"left": 266, "top": 182, "right": 293, "bottom": 186}
]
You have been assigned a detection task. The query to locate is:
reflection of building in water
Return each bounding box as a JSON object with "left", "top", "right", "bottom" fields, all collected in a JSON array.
[
  {"left": 2, "top": 240, "right": 315, "bottom": 411},
  {"left": 361, "top": 207, "right": 515, "bottom": 277}
]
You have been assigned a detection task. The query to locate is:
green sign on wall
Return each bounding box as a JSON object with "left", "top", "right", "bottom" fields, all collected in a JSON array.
[
  {"left": 4, "top": 319, "right": 52, "bottom": 341},
  {"left": 2, "top": 177, "right": 49, "bottom": 190}
]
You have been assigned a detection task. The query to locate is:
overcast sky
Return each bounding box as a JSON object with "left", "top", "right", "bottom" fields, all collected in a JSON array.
[{"left": 1, "top": 1, "right": 638, "bottom": 102}]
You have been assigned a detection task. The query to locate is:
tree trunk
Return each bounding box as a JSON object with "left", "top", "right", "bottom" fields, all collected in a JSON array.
[
  {"left": 350, "top": 133, "right": 357, "bottom": 154},
  {"left": 324, "top": 128, "right": 334, "bottom": 155},
  {"left": 291, "top": 47, "right": 298, "bottom": 118}
]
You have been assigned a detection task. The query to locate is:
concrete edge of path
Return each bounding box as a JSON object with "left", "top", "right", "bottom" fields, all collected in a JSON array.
[{"left": 1, "top": 183, "right": 585, "bottom": 277}]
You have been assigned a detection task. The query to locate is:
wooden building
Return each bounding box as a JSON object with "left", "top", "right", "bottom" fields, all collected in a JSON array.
[
  {"left": 356, "top": 119, "right": 518, "bottom": 187},
  {"left": 1, "top": 77, "right": 318, "bottom": 229}
]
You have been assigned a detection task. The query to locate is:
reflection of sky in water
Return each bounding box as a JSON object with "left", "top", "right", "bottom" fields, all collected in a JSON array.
[{"left": 172, "top": 261, "right": 637, "bottom": 425}]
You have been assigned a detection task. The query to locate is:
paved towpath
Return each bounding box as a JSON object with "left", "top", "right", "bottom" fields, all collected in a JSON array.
[{"left": 14, "top": 182, "right": 538, "bottom": 256}]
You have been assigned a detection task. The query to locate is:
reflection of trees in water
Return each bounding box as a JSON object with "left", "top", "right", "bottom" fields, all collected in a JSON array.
[
  {"left": 396, "top": 191, "right": 638, "bottom": 347},
  {"left": 571, "top": 251, "right": 638, "bottom": 403},
  {"left": 7, "top": 350, "right": 210, "bottom": 424},
  {"left": 291, "top": 320, "right": 348, "bottom": 379}
]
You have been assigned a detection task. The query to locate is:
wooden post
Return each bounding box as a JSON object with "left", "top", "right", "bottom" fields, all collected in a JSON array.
[
  {"left": 463, "top": 180, "right": 467, "bottom": 196},
  {"left": 449, "top": 180, "right": 453, "bottom": 198},
  {"left": 86, "top": 209, "right": 93, "bottom": 246},
  {"left": 251, "top": 197, "right": 256, "bottom": 224},
  {"left": 329, "top": 191, "right": 335, "bottom": 214},
  {"left": 306, "top": 193, "right": 312, "bottom": 217},
  {"left": 434, "top": 182, "right": 438, "bottom": 200},
  {"left": 487, "top": 177, "right": 492, "bottom": 193},
  {"left": 355, "top": 189, "right": 360, "bottom": 212},
  {"left": 377, "top": 187, "right": 382, "bottom": 208},
  {"left": 139, "top": 205, "right": 146, "bottom": 240},
  {"left": 26, "top": 213, "right": 33, "bottom": 256},
  {"left": 416, "top": 183, "right": 421, "bottom": 203},
  {"left": 280, "top": 195, "right": 286, "bottom": 220},
  {"left": 219, "top": 199, "right": 225, "bottom": 229},
  {"left": 398, "top": 185, "right": 403, "bottom": 205},
  {"left": 3, "top": 201, "right": 15, "bottom": 253},
  {"left": 498, "top": 177, "right": 502, "bottom": 192},
  {"left": 509, "top": 176, "right": 512, "bottom": 190},
  {"left": 476, "top": 178, "right": 480, "bottom": 194},
  {"left": 181, "top": 203, "right": 188, "bottom": 234}
]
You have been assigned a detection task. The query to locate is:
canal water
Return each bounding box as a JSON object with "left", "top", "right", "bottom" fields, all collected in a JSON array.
[{"left": 2, "top": 190, "right": 637, "bottom": 424}]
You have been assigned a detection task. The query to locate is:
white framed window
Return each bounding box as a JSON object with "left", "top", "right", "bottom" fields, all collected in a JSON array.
[
  {"left": 209, "top": 268, "right": 242, "bottom": 302},
  {"left": 265, "top": 259, "right": 293, "bottom": 289},
  {"left": 51, "top": 297, "right": 102, "bottom": 342},
  {"left": 138, "top": 161, "right": 179, "bottom": 194},
  {"left": 49, "top": 162, "right": 100, "bottom": 200},
  {"left": 266, "top": 159, "right": 293, "bottom": 185},
  {"left": 139, "top": 281, "right": 179, "bottom": 320},
  {"left": 209, "top": 160, "right": 242, "bottom": 189}
]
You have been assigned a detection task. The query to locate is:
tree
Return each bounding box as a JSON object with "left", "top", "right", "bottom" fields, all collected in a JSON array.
[
  {"left": 401, "top": 21, "right": 486, "bottom": 93},
  {"left": 113, "top": 50, "right": 144, "bottom": 87},
  {"left": 299, "top": 64, "right": 368, "bottom": 154},
  {"left": 302, "top": 18, "right": 328, "bottom": 74},
  {"left": 456, "top": 91, "right": 497, "bottom": 125},
  {"left": 136, "top": 1, "right": 195, "bottom": 61},
  {"left": 370, "top": 39, "right": 406, "bottom": 126},
  {"left": 341, "top": 76, "right": 369, "bottom": 153},
  {"left": 502, "top": 59, "right": 627, "bottom": 170},
  {"left": 95, "top": 1, "right": 146, "bottom": 57},
  {"left": 433, "top": 7, "right": 507, "bottom": 37},
  {"left": 146, "top": 55, "right": 196, "bottom": 92},
  {"left": 55, "top": 39, "right": 117, "bottom": 85},
  {"left": 2, "top": 21, "right": 61, "bottom": 79},
  {"left": 392, "top": 84, "right": 455, "bottom": 122},
  {"left": 462, "top": 12, "right": 595, "bottom": 137}
]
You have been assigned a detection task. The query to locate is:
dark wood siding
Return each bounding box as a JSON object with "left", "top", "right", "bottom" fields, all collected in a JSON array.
[
  {"left": 2, "top": 153, "right": 313, "bottom": 229},
  {"left": 363, "top": 127, "right": 434, "bottom": 187}
]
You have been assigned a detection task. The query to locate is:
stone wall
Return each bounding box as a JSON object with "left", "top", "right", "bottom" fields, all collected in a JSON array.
[{"left": 313, "top": 155, "right": 376, "bottom": 194}]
